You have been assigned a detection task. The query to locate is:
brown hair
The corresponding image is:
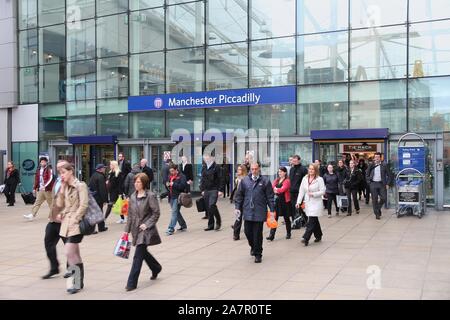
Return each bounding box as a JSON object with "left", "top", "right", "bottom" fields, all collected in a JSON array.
[
  {"left": 308, "top": 163, "right": 320, "bottom": 178},
  {"left": 237, "top": 164, "right": 248, "bottom": 177},
  {"left": 59, "top": 162, "right": 75, "bottom": 174},
  {"left": 134, "top": 173, "right": 149, "bottom": 189},
  {"left": 7, "top": 161, "right": 15, "bottom": 169}
]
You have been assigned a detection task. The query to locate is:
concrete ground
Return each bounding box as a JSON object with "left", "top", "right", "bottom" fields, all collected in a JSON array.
[{"left": 0, "top": 194, "right": 449, "bottom": 300}]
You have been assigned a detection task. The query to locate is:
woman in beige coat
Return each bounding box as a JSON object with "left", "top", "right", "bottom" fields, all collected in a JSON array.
[
  {"left": 55, "top": 162, "right": 88, "bottom": 294},
  {"left": 125, "top": 173, "right": 162, "bottom": 291}
]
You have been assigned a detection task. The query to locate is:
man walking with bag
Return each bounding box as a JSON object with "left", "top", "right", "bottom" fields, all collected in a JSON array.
[
  {"left": 89, "top": 164, "right": 109, "bottom": 233},
  {"left": 366, "top": 153, "right": 392, "bottom": 220},
  {"left": 200, "top": 155, "right": 224, "bottom": 231}
]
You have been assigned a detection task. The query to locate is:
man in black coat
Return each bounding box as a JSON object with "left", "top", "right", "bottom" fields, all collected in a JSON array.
[
  {"left": 200, "top": 155, "right": 224, "bottom": 231},
  {"left": 289, "top": 155, "right": 308, "bottom": 222},
  {"left": 118, "top": 152, "right": 132, "bottom": 178},
  {"left": 366, "top": 152, "right": 393, "bottom": 220},
  {"left": 140, "top": 158, "right": 154, "bottom": 189},
  {"left": 179, "top": 156, "right": 193, "bottom": 193},
  {"left": 89, "top": 164, "right": 109, "bottom": 232}
]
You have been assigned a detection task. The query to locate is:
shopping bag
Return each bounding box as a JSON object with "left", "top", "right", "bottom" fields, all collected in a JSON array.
[
  {"left": 114, "top": 233, "right": 131, "bottom": 259},
  {"left": 337, "top": 195, "right": 349, "bottom": 208},
  {"left": 121, "top": 199, "right": 129, "bottom": 216},
  {"left": 266, "top": 211, "right": 278, "bottom": 229},
  {"left": 0, "top": 184, "right": 5, "bottom": 193},
  {"left": 112, "top": 197, "right": 124, "bottom": 215}
]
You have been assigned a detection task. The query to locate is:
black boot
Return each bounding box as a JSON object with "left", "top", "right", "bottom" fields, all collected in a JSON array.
[
  {"left": 67, "top": 263, "right": 84, "bottom": 294},
  {"left": 42, "top": 269, "right": 59, "bottom": 280},
  {"left": 63, "top": 262, "right": 72, "bottom": 278},
  {"left": 266, "top": 229, "right": 275, "bottom": 241}
]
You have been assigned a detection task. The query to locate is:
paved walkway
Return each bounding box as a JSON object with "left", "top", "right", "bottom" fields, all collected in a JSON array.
[{"left": 0, "top": 194, "right": 449, "bottom": 300}]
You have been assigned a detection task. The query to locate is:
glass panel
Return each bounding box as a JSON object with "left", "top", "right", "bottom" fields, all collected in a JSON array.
[
  {"left": 206, "top": 107, "right": 248, "bottom": 131},
  {"left": 19, "top": 0, "right": 37, "bottom": 29},
  {"left": 67, "top": 0, "right": 95, "bottom": 21},
  {"left": 130, "top": 8, "right": 165, "bottom": 53},
  {"left": 97, "top": 13, "right": 129, "bottom": 58},
  {"left": 167, "top": 48, "right": 205, "bottom": 93},
  {"left": 207, "top": 43, "right": 248, "bottom": 90},
  {"left": 167, "top": 2, "right": 205, "bottom": 49},
  {"left": 250, "top": 37, "right": 296, "bottom": 87},
  {"left": 297, "top": 31, "right": 348, "bottom": 85},
  {"left": 409, "top": 20, "right": 450, "bottom": 78},
  {"left": 350, "top": 0, "right": 406, "bottom": 29},
  {"left": 67, "top": 19, "right": 95, "bottom": 61},
  {"left": 39, "top": 24, "right": 66, "bottom": 65},
  {"left": 130, "top": 52, "right": 165, "bottom": 96},
  {"left": 167, "top": 109, "right": 204, "bottom": 134},
  {"left": 38, "top": 0, "right": 65, "bottom": 26},
  {"left": 279, "top": 142, "right": 313, "bottom": 167},
  {"left": 249, "top": 104, "right": 296, "bottom": 136},
  {"left": 66, "top": 60, "right": 96, "bottom": 101},
  {"left": 96, "top": 0, "right": 128, "bottom": 16},
  {"left": 97, "top": 113, "right": 129, "bottom": 138},
  {"left": 66, "top": 116, "right": 96, "bottom": 136},
  {"left": 130, "top": 111, "right": 165, "bottom": 138},
  {"left": 350, "top": 80, "right": 407, "bottom": 132},
  {"left": 251, "top": 0, "right": 295, "bottom": 39},
  {"left": 130, "top": 0, "right": 164, "bottom": 10},
  {"left": 409, "top": 77, "right": 450, "bottom": 132},
  {"left": 444, "top": 133, "right": 450, "bottom": 206},
  {"left": 97, "top": 56, "right": 129, "bottom": 98},
  {"left": 20, "top": 66, "right": 38, "bottom": 103},
  {"left": 297, "top": 83, "right": 349, "bottom": 135},
  {"left": 97, "top": 98, "right": 127, "bottom": 114},
  {"left": 67, "top": 100, "right": 96, "bottom": 116},
  {"left": 39, "top": 103, "right": 66, "bottom": 142},
  {"left": 297, "top": 0, "right": 348, "bottom": 35},
  {"left": 409, "top": 0, "right": 450, "bottom": 22},
  {"left": 12, "top": 142, "right": 38, "bottom": 193},
  {"left": 350, "top": 25, "right": 407, "bottom": 81},
  {"left": 208, "top": 0, "right": 247, "bottom": 44},
  {"left": 19, "top": 29, "right": 38, "bottom": 67},
  {"left": 39, "top": 64, "right": 66, "bottom": 103}
]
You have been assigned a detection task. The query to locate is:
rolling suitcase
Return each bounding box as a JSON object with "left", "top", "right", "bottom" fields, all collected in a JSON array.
[{"left": 19, "top": 184, "right": 36, "bottom": 205}]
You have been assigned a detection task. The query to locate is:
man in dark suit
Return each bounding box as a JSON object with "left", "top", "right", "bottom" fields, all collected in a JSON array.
[
  {"left": 180, "top": 156, "right": 193, "bottom": 193},
  {"left": 140, "top": 158, "right": 154, "bottom": 190},
  {"left": 366, "top": 152, "right": 393, "bottom": 220},
  {"left": 118, "top": 152, "right": 131, "bottom": 178},
  {"left": 200, "top": 155, "right": 224, "bottom": 231},
  {"left": 88, "top": 164, "right": 108, "bottom": 232}
]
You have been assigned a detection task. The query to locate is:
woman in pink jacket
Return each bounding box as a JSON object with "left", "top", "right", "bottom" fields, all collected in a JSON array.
[{"left": 267, "top": 167, "right": 292, "bottom": 241}]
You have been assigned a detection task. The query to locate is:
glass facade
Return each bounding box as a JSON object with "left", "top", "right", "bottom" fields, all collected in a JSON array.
[{"left": 15, "top": 0, "right": 450, "bottom": 144}]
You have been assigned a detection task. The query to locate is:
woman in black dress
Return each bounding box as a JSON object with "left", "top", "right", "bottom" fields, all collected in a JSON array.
[{"left": 3, "top": 161, "right": 20, "bottom": 206}]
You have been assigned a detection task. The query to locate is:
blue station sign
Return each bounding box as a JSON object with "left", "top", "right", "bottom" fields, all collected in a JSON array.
[
  {"left": 128, "top": 86, "right": 297, "bottom": 112},
  {"left": 398, "top": 146, "right": 426, "bottom": 174}
]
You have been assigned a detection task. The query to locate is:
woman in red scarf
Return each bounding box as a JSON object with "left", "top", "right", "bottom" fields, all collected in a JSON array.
[{"left": 3, "top": 161, "right": 20, "bottom": 207}]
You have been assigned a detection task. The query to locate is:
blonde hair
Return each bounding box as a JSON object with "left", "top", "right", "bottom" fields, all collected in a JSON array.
[
  {"left": 308, "top": 163, "right": 320, "bottom": 178},
  {"left": 110, "top": 160, "right": 121, "bottom": 177}
]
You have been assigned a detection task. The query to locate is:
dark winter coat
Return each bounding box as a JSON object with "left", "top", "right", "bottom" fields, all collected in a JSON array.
[{"left": 289, "top": 164, "right": 308, "bottom": 194}]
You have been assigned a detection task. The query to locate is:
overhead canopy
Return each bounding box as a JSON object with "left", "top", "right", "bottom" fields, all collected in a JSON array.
[
  {"left": 68, "top": 136, "right": 118, "bottom": 145},
  {"left": 311, "top": 129, "right": 389, "bottom": 140}
]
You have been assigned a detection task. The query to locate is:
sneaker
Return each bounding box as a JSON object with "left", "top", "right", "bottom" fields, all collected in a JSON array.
[
  {"left": 23, "top": 213, "right": 34, "bottom": 220},
  {"left": 177, "top": 226, "right": 187, "bottom": 231},
  {"left": 165, "top": 229, "right": 174, "bottom": 235},
  {"left": 328, "top": 215, "right": 332, "bottom": 219},
  {"left": 116, "top": 219, "right": 125, "bottom": 224}
]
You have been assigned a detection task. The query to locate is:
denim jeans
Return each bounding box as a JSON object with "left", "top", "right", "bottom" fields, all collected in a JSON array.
[{"left": 168, "top": 198, "right": 187, "bottom": 232}]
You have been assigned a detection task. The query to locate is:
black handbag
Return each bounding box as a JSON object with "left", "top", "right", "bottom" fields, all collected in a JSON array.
[
  {"left": 196, "top": 197, "right": 206, "bottom": 212},
  {"left": 79, "top": 217, "right": 96, "bottom": 236}
]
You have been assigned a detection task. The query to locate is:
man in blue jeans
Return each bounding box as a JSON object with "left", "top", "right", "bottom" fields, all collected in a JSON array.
[{"left": 166, "top": 164, "right": 188, "bottom": 235}]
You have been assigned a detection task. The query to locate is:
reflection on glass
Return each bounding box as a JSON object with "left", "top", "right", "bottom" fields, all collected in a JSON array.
[
  {"left": 249, "top": 104, "right": 296, "bottom": 136},
  {"left": 67, "top": 101, "right": 96, "bottom": 117},
  {"left": 167, "top": 109, "right": 204, "bottom": 134},
  {"left": 206, "top": 107, "right": 248, "bottom": 131},
  {"left": 20, "top": 67, "right": 38, "bottom": 103},
  {"left": 130, "top": 111, "right": 165, "bottom": 138},
  {"left": 250, "top": 37, "right": 296, "bottom": 87},
  {"left": 66, "top": 60, "right": 96, "bottom": 101},
  {"left": 130, "top": 8, "right": 165, "bottom": 53},
  {"left": 409, "top": 0, "right": 450, "bottom": 22},
  {"left": 409, "top": 20, "right": 450, "bottom": 78},
  {"left": 298, "top": 31, "right": 348, "bottom": 84},
  {"left": 19, "top": 0, "right": 37, "bottom": 29},
  {"left": 207, "top": 43, "right": 248, "bottom": 90},
  {"left": 409, "top": 77, "right": 450, "bottom": 132},
  {"left": 350, "top": 0, "right": 406, "bottom": 29},
  {"left": 251, "top": 0, "right": 295, "bottom": 39},
  {"left": 208, "top": 0, "right": 247, "bottom": 44},
  {"left": 97, "top": 98, "right": 128, "bottom": 114},
  {"left": 96, "top": 0, "right": 128, "bottom": 16},
  {"left": 39, "top": 103, "right": 66, "bottom": 141},
  {"left": 167, "top": 48, "right": 205, "bottom": 93},
  {"left": 97, "top": 14, "right": 128, "bottom": 58},
  {"left": 67, "top": 0, "right": 95, "bottom": 21},
  {"left": 350, "top": 25, "right": 407, "bottom": 80},
  {"left": 97, "top": 113, "right": 129, "bottom": 138},
  {"left": 167, "top": 2, "right": 204, "bottom": 49},
  {"left": 297, "top": 84, "right": 348, "bottom": 135},
  {"left": 97, "top": 56, "right": 129, "bottom": 98},
  {"left": 19, "top": 29, "right": 38, "bottom": 67},
  {"left": 350, "top": 80, "right": 406, "bottom": 132},
  {"left": 130, "top": 52, "right": 165, "bottom": 96},
  {"left": 38, "top": 0, "right": 65, "bottom": 26},
  {"left": 130, "top": 0, "right": 164, "bottom": 10},
  {"left": 67, "top": 19, "right": 95, "bottom": 61},
  {"left": 39, "top": 64, "right": 66, "bottom": 103},
  {"left": 67, "top": 116, "right": 96, "bottom": 136},
  {"left": 39, "top": 24, "right": 66, "bottom": 65},
  {"left": 297, "top": 0, "right": 348, "bottom": 34}
]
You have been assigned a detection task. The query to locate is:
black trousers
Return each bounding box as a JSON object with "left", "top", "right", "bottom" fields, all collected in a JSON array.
[
  {"left": 244, "top": 221, "right": 264, "bottom": 257},
  {"left": 290, "top": 192, "right": 299, "bottom": 220},
  {"left": 346, "top": 188, "right": 360, "bottom": 214},
  {"left": 96, "top": 201, "right": 107, "bottom": 231},
  {"left": 326, "top": 193, "right": 339, "bottom": 215},
  {"left": 370, "top": 182, "right": 387, "bottom": 216},
  {"left": 303, "top": 217, "right": 323, "bottom": 242},
  {"left": 127, "top": 244, "right": 161, "bottom": 288},
  {"left": 44, "top": 222, "right": 62, "bottom": 272},
  {"left": 204, "top": 190, "right": 221, "bottom": 228},
  {"left": 4, "top": 184, "right": 17, "bottom": 205},
  {"left": 365, "top": 183, "right": 371, "bottom": 204}
]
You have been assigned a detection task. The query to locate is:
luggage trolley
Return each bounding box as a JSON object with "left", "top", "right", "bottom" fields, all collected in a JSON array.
[{"left": 395, "top": 168, "right": 426, "bottom": 218}]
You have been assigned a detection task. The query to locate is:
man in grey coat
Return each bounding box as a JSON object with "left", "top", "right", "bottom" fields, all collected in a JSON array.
[
  {"left": 234, "top": 162, "right": 275, "bottom": 263},
  {"left": 366, "top": 152, "right": 393, "bottom": 220}
]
